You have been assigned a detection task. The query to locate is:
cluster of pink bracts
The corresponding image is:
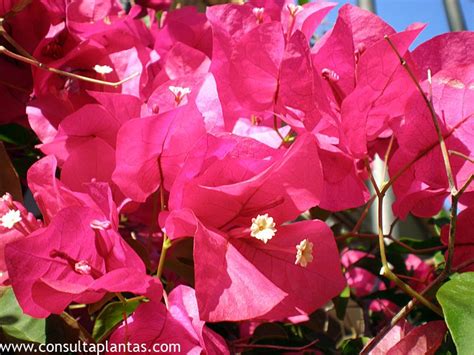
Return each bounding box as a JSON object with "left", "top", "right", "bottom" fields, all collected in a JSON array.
[{"left": 0, "top": 0, "right": 473, "bottom": 353}]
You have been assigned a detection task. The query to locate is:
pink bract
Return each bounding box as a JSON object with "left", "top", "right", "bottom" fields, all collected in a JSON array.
[{"left": 5, "top": 207, "right": 155, "bottom": 318}]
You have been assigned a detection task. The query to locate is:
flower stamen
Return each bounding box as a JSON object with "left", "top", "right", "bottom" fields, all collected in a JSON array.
[
  {"left": 250, "top": 214, "right": 276, "bottom": 243},
  {"left": 295, "top": 239, "right": 313, "bottom": 267},
  {"left": 253, "top": 7, "right": 265, "bottom": 24},
  {"left": 93, "top": 64, "right": 113, "bottom": 75},
  {"left": 0, "top": 209, "right": 22, "bottom": 229},
  {"left": 74, "top": 260, "right": 92, "bottom": 275},
  {"left": 169, "top": 85, "right": 191, "bottom": 105},
  {"left": 287, "top": 4, "right": 303, "bottom": 17}
]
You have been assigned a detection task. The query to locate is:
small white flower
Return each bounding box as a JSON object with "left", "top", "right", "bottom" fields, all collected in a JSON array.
[
  {"left": 379, "top": 262, "right": 394, "bottom": 276},
  {"left": 250, "top": 214, "right": 276, "bottom": 243},
  {"left": 75, "top": 260, "right": 92, "bottom": 275},
  {"left": 93, "top": 64, "right": 113, "bottom": 75},
  {"left": 169, "top": 85, "right": 191, "bottom": 104},
  {"left": 252, "top": 7, "right": 265, "bottom": 23},
  {"left": 295, "top": 239, "right": 313, "bottom": 267},
  {"left": 287, "top": 3, "right": 303, "bottom": 16},
  {"left": 0, "top": 209, "right": 22, "bottom": 229}
]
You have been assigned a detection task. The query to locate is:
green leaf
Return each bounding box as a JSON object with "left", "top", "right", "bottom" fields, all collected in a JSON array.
[
  {"left": 434, "top": 251, "right": 446, "bottom": 269},
  {"left": 332, "top": 286, "right": 350, "bottom": 320},
  {"left": 0, "top": 123, "right": 36, "bottom": 146},
  {"left": 429, "top": 209, "right": 450, "bottom": 236},
  {"left": 340, "top": 337, "right": 369, "bottom": 354},
  {"left": 0, "top": 288, "right": 46, "bottom": 343},
  {"left": 92, "top": 299, "right": 141, "bottom": 342},
  {"left": 437, "top": 272, "right": 474, "bottom": 355}
]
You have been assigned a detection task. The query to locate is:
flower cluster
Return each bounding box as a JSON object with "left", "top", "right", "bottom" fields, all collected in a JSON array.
[{"left": 0, "top": 0, "right": 472, "bottom": 353}]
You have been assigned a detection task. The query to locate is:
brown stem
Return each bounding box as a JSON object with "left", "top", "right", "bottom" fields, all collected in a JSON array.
[
  {"left": 363, "top": 175, "right": 474, "bottom": 352},
  {"left": 385, "top": 35, "right": 456, "bottom": 194},
  {"left": 446, "top": 174, "right": 474, "bottom": 272},
  {"left": 453, "top": 256, "right": 474, "bottom": 272},
  {"left": 0, "top": 18, "right": 35, "bottom": 60},
  {"left": 382, "top": 135, "right": 395, "bottom": 181},
  {"left": 352, "top": 195, "right": 376, "bottom": 233},
  {"left": 361, "top": 36, "right": 474, "bottom": 355},
  {"left": 361, "top": 269, "right": 450, "bottom": 354},
  {"left": 449, "top": 150, "right": 474, "bottom": 164},
  {"left": 365, "top": 159, "right": 443, "bottom": 316},
  {"left": 384, "top": 36, "right": 474, "bottom": 274},
  {"left": 0, "top": 45, "right": 139, "bottom": 88},
  {"left": 445, "top": 197, "right": 458, "bottom": 273},
  {"left": 336, "top": 232, "right": 446, "bottom": 254}
]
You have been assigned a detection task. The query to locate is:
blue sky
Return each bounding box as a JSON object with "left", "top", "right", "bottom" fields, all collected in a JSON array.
[{"left": 323, "top": 0, "right": 473, "bottom": 48}]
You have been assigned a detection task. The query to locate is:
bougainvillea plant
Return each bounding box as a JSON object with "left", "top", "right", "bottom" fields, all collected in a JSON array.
[{"left": 0, "top": 0, "right": 472, "bottom": 353}]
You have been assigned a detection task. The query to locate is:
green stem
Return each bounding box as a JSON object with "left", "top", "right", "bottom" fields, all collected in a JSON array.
[
  {"left": 156, "top": 233, "right": 171, "bottom": 279},
  {"left": 365, "top": 159, "right": 443, "bottom": 316}
]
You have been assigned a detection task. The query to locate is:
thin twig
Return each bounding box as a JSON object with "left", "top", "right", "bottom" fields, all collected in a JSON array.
[
  {"left": 453, "top": 256, "right": 474, "bottom": 273},
  {"left": 385, "top": 35, "right": 456, "bottom": 194},
  {"left": 363, "top": 39, "right": 474, "bottom": 353},
  {"left": 336, "top": 232, "right": 446, "bottom": 254},
  {"left": 383, "top": 35, "right": 474, "bottom": 274},
  {"left": 156, "top": 156, "right": 171, "bottom": 279},
  {"left": 0, "top": 45, "right": 139, "bottom": 88},
  {"left": 449, "top": 150, "right": 474, "bottom": 164},
  {"left": 381, "top": 113, "right": 472, "bottom": 195},
  {"left": 456, "top": 174, "right": 473, "bottom": 198},
  {"left": 365, "top": 159, "right": 443, "bottom": 316},
  {"left": 382, "top": 135, "right": 395, "bottom": 181},
  {"left": 352, "top": 195, "right": 376, "bottom": 233},
  {"left": 0, "top": 18, "right": 35, "bottom": 59},
  {"left": 362, "top": 175, "right": 474, "bottom": 353},
  {"left": 446, "top": 174, "right": 474, "bottom": 272},
  {"left": 361, "top": 269, "right": 450, "bottom": 354}
]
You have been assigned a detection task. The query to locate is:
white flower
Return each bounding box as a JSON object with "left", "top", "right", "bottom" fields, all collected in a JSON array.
[
  {"left": 379, "top": 262, "right": 394, "bottom": 276},
  {"left": 168, "top": 85, "right": 191, "bottom": 96},
  {"left": 75, "top": 260, "right": 92, "bottom": 275},
  {"left": 252, "top": 7, "right": 265, "bottom": 23},
  {"left": 168, "top": 85, "right": 191, "bottom": 105},
  {"left": 93, "top": 64, "right": 113, "bottom": 75},
  {"left": 295, "top": 239, "right": 313, "bottom": 267},
  {"left": 0, "top": 209, "right": 22, "bottom": 229},
  {"left": 287, "top": 3, "right": 303, "bottom": 16},
  {"left": 250, "top": 214, "right": 276, "bottom": 243},
  {"left": 168, "top": 85, "right": 191, "bottom": 104}
]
